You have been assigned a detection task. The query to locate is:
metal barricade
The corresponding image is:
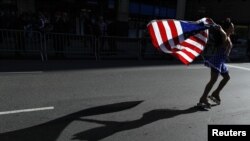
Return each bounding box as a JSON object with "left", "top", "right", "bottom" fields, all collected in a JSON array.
[
  {"left": 44, "top": 33, "right": 96, "bottom": 60},
  {"left": 0, "top": 29, "right": 44, "bottom": 61},
  {"left": 0, "top": 29, "right": 182, "bottom": 61},
  {"left": 98, "top": 36, "right": 141, "bottom": 59}
]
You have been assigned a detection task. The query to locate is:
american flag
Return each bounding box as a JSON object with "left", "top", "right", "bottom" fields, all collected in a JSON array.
[{"left": 147, "top": 17, "right": 214, "bottom": 65}]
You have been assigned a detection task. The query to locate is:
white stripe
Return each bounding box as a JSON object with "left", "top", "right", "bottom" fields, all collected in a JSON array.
[
  {"left": 152, "top": 22, "right": 172, "bottom": 53},
  {"left": 182, "top": 46, "right": 199, "bottom": 56},
  {"left": 0, "top": 107, "right": 54, "bottom": 115},
  {"left": 185, "top": 38, "right": 204, "bottom": 50},
  {"left": 176, "top": 51, "right": 193, "bottom": 62},
  {"left": 204, "top": 30, "right": 209, "bottom": 42},
  {"left": 205, "top": 30, "right": 209, "bottom": 37},
  {"left": 227, "top": 64, "right": 250, "bottom": 71},
  {"left": 162, "top": 20, "right": 175, "bottom": 47},
  {"left": 194, "top": 33, "right": 207, "bottom": 42},
  {"left": 152, "top": 22, "right": 165, "bottom": 49},
  {"left": 174, "top": 21, "right": 185, "bottom": 43},
  {"left": 175, "top": 44, "right": 184, "bottom": 50},
  {"left": 147, "top": 20, "right": 157, "bottom": 27},
  {"left": 197, "top": 17, "right": 207, "bottom": 24}
]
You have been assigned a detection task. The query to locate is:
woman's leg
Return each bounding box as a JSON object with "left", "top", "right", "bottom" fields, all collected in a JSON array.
[
  {"left": 200, "top": 68, "right": 219, "bottom": 103},
  {"left": 211, "top": 72, "right": 230, "bottom": 101}
]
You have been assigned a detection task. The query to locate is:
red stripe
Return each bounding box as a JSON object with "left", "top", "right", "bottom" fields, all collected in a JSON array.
[
  {"left": 180, "top": 42, "right": 203, "bottom": 54},
  {"left": 189, "top": 36, "right": 206, "bottom": 46},
  {"left": 172, "top": 52, "right": 190, "bottom": 65},
  {"left": 167, "top": 20, "right": 179, "bottom": 46},
  {"left": 147, "top": 23, "right": 160, "bottom": 49},
  {"left": 157, "top": 21, "right": 171, "bottom": 50},
  {"left": 181, "top": 49, "right": 196, "bottom": 59},
  {"left": 176, "top": 49, "right": 196, "bottom": 65},
  {"left": 148, "top": 19, "right": 209, "bottom": 65}
]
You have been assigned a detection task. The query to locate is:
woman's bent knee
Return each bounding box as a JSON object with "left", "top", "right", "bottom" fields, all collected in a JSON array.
[{"left": 222, "top": 74, "right": 230, "bottom": 81}]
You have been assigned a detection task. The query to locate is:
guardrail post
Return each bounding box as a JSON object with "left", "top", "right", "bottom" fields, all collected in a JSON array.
[
  {"left": 39, "top": 32, "right": 44, "bottom": 62},
  {"left": 138, "top": 38, "right": 142, "bottom": 60},
  {"left": 43, "top": 33, "right": 48, "bottom": 61},
  {"left": 95, "top": 36, "right": 99, "bottom": 60}
]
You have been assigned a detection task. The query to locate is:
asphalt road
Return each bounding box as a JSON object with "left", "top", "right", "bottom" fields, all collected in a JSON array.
[{"left": 0, "top": 60, "right": 250, "bottom": 141}]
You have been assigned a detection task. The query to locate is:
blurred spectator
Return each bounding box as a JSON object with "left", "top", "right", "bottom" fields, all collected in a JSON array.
[
  {"left": 98, "top": 16, "right": 107, "bottom": 36},
  {"left": 107, "top": 21, "right": 117, "bottom": 53},
  {"left": 82, "top": 12, "right": 93, "bottom": 35},
  {"left": 52, "top": 11, "right": 70, "bottom": 33},
  {"left": 37, "top": 12, "right": 52, "bottom": 32},
  {"left": 91, "top": 15, "right": 101, "bottom": 37},
  {"left": 97, "top": 16, "right": 107, "bottom": 53},
  {"left": 51, "top": 11, "right": 71, "bottom": 57}
]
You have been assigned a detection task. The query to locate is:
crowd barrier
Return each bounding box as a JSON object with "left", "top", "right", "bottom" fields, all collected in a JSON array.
[
  {"left": 1, "top": 29, "right": 248, "bottom": 62},
  {"left": 0, "top": 29, "right": 44, "bottom": 61},
  {"left": 44, "top": 33, "right": 96, "bottom": 60}
]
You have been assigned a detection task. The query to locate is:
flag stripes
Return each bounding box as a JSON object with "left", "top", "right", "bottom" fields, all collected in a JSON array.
[{"left": 147, "top": 18, "right": 210, "bottom": 65}]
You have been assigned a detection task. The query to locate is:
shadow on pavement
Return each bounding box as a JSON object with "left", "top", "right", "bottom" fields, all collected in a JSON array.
[
  {"left": 72, "top": 106, "right": 205, "bottom": 141},
  {"left": 0, "top": 100, "right": 143, "bottom": 141},
  {"left": 0, "top": 60, "right": 182, "bottom": 72}
]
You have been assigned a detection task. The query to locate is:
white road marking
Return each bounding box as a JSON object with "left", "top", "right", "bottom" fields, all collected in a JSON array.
[
  {"left": 0, "top": 106, "right": 54, "bottom": 115},
  {"left": 227, "top": 64, "right": 250, "bottom": 71},
  {"left": 0, "top": 71, "right": 43, "bottom": 74}
]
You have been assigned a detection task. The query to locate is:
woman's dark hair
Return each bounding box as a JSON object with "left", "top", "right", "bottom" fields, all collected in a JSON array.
[
  {"left": 221, "top": 18, "right": 232, "bottom": 30},
  {"left": 209, "top": 18, "right": 232, "bottom": 46}
]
